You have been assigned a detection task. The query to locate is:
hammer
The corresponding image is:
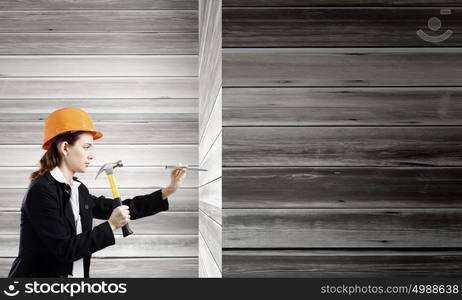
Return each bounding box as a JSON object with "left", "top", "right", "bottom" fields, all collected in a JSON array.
[{"left": 95, "top": 160, "right": 133, "bottom": 237}]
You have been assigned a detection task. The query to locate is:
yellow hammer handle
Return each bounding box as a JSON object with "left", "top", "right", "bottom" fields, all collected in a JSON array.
[{"left": 107, "top": 174, "right": 120, "bottom": 199}]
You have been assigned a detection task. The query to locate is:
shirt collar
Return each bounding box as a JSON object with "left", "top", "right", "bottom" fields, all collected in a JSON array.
[{"left": 50, "top": 166, "right": 81, "bottom": 188}]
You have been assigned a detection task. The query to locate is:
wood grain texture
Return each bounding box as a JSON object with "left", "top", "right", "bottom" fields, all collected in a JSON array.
[
  {"left": 0, "top": 166, "right": 197, "bottom": 188},
  {"left": 222, "top": 167, "right": 462, "bottom": 209},
  {"left": 223, "top": 208, "right": 462, "bottom": 248},
  {"left": 222, "top": 250, "right": 462, "bottom": 277},
  {"left": 0, "top": 33, "right": 198, "bottom": 54},
  {"left": 0, "top": 0, "right": 200, "bottom": 277},
  {"left": 0, "top": 235, "right": 198, "bottom": 257},
  {"left": 0, "top": 188, "right": 198, "bottom": 212},
  {"left": 222, "top": 127, "right": 462, "bottom": 167},
  {"left": 199, "top": 0, "right": 221, "bottom": 67},
  {"left": 0, "top": 0, "right": 198, "bottom": 10},
  {"left": 0, "top": 122, "right": 198, "bottom": 145},
  {"left": 0, "top": 99, "right": 197, "bottom": 122},
  {"left": 199, "top": 210, "right": 222, "bottom": 270},
  {"left": 0, "top": 212, "right": 197, "bottom": 235},
  {"left": 223, "top": 49, "right": 462, "bottom": 87},
  {"left": 199, "top": 133, "right": 222, "bottom": 186},
  {"left": 199, "top": 177, "right": 222, "bottom": 224},
  {"left": 199, "top": 0, "right": 222, "bottom": 277},
  {"left": 0, "top": 55, "right": 197, "bottom": 77},
  {"left": 199, "top": 0, "right": 222, "bottom": 139},
  {"left": 223, "top": 0, "right": 462, "bottom": 7},
  {"left": 0, "top": 11, "right": 197, "bottom": 33},
  {"left": 0, "top": 145, "right": 197, "bottom": 167},
  {"left": 199, "top": 233, "right": 221, "bottom": 277},
  {"left": 222, "top": 87, "right": 462, "bottom": 126},
  {"left": 97, "top": 212, "right": 197, "bottom": 235},
  {"left": 91, "top": 257, "right": 198, "bottom": 278},
  {"left": 220, "top": 0, "right": 462, "bottom": 277},
  {"left": 0, "top": 77, "right": 198, "bottom": 98},
  {"left": 199, "top": 256, "right": 207, "bottom": 277},
  {"left": 200, "top": 89, "right": 222, "bottom": 161},
  {"left": 200, "top": 68, "right": 221, "bottom": 141},
  {"left": 0, "top": 257, "right": 198, "bottom": 278},
  {"left": 223, "top": 8, "right": 461, "bottom": 47}
]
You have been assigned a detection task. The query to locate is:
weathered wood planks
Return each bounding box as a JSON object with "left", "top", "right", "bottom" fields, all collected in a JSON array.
[
  {"left": 0, "top": 211, "right": 198, "bottom": 235},
  {"left": 223, "top": 8, "right": 461, "bottom": 47},
  {"left": 222, "top": 250, "right": 462, "bottom": 277},
  {"left": 222, "top": 87, "right": 462, "bottom": 126},
  {"left": 0, "top": 0, "right": 198, "bottom": 10},
  {"left": 0, "top": 188, "right": 198, "bottom": 212},
  {"left": 0, "top": 145, "right": 198, "bottom": 167},
  {"left": 0, "top": 77, "right": 198, "bottom": 98},
  {"left": 0, "top": 257, "right": 198, "bottom": 278},
  {"left": 223, "top": 49, "right": 462, "bottom": 87},
  {"left": 0, "top": 166, "right": 198, "bottom": 189},
  {"left": 0, "top": 55, "right": 198, "bottom": 77},
  {"left": 223, "top": 208, "right": 462, "bottom": 248},
  {"left": 0, "top": 11, "right": 197, "bottom": 33},
  {"left": 222, "top": 127, "right": 462, "bottom": 167},
  {"left": 0, "top": 235, "right": 198, "bottom": 257},
  {"left": 0, "top": 33, "right": 198, "bottom": 54},
  {"left": 0, "top": 122, "right": 198, "bottom": 145},
  {"left": 198, "top": 0, "right": 223, "bottom": 277},
  {"left": 222, "top": 167, "right": 462, "bottom": 208},
  {"left": 223, "top": 0, "right": 462, "bottom": 7}
]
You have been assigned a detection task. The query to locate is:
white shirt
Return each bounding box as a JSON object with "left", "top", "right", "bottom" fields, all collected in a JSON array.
[{"left": 50, "top": 167, "right": 84, "bottom": 278}]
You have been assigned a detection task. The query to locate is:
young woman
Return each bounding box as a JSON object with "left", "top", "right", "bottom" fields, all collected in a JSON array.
[{"left": 8, "top": 107, "right": 187, "bottom": 278}]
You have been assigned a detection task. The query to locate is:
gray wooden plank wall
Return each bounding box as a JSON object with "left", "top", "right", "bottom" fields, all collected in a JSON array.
[
  {"left": 221, "top": 0, "right": 462, "bottom": 277},
  {"left": 198, "top": 0, "right": 222, "bottom": 277},
  {"left": 0, "top": 0, "right": 199, "bottom": 278}
]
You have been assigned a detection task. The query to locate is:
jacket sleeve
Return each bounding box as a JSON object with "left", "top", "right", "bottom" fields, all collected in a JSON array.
[
  {"left": 23, "top": 182, "right": 115, "bottom": 264},
  {"left": 90, "top": 189, "right": 169, "bottom": 220}
]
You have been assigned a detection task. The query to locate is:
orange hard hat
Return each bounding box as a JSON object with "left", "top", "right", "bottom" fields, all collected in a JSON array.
[{"left": 42, "top": 107, "right": 103, "bottom": 150}]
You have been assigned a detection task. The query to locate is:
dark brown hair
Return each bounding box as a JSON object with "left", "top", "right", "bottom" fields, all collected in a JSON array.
[{"left": 30, "top": 131, "right": 86, "bottom": 182}]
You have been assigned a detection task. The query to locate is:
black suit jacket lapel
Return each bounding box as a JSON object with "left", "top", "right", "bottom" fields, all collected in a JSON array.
[
  {"left": 44, "top": 172, "right": 77, "bottom": 234},
  {"left": 78, "top": 186, "right": 91, "bottom": 232},
  {"left": 62, "top": 185, "right": 77, "bottom": 234}
]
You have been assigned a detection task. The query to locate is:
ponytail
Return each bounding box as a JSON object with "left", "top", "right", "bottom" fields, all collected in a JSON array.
[{"left": 30, "top": 131, "right": 85, "bottom": 181}]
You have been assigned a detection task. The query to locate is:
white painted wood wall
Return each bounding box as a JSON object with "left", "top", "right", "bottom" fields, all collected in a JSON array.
[
  {"left": 198, "top": 0, "right": 222, "bottom": 277},
  {"left": 0, "top": 0, "right": 199, "bottom": 278}
]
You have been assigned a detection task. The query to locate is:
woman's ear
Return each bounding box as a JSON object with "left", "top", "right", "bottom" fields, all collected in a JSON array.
[{"left": 58, "top": 141, "right": 70, "bottom": 157}]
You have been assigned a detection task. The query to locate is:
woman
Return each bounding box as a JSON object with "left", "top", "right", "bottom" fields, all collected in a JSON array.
[{"left": 8, "top": 107, "right": 187, "bottom": 278}]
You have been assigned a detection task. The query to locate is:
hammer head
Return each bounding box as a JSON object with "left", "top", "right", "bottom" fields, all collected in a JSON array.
[{"left": 95, "top": 160, "right": 123, "bottom": 179}]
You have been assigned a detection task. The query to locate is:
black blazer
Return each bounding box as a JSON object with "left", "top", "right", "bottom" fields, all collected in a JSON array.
[{"left": 8, "top": 171, "right": 169, "bottom": 278}]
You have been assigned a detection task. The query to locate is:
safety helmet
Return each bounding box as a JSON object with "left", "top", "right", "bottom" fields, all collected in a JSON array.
[{"left": 42, "top": 107, "right": 103, "bottom": 150}]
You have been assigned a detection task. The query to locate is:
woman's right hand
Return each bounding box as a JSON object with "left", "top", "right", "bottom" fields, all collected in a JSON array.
[{"left": 108, "top": 205, "right": 130, "bottom": 230}]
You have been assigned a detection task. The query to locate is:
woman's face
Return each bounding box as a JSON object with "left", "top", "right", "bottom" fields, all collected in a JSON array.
[{"left": 61, "top": 132, "right": 95, "bottom": 173}]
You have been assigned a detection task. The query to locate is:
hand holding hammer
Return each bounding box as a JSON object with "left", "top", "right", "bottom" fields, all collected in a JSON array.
[
  {"left": 95, "top": 161, "right": 189, "bottom": 237},
  {"left": 95, "top": 160, "right": 133, "bottom": 237}
]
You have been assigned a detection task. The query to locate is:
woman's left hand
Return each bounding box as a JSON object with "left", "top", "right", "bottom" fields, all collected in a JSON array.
[
  {"left": 161, "top": 163, "right": 187, "bottom": 199},
  {"left": 169, "top": 163, "right": 187, "bottom": 190}
]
